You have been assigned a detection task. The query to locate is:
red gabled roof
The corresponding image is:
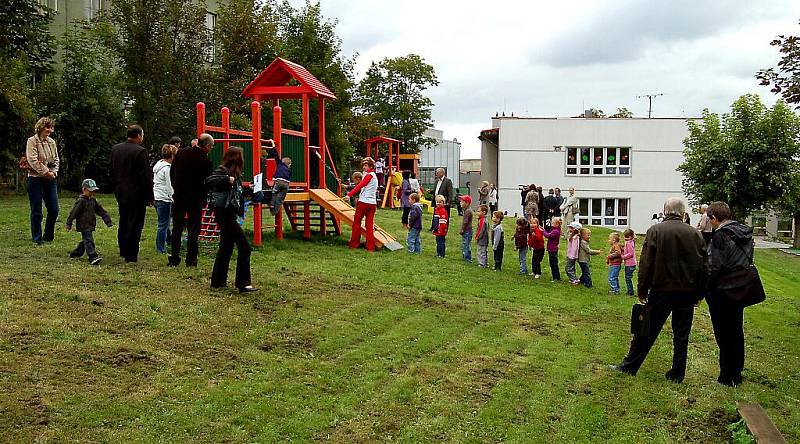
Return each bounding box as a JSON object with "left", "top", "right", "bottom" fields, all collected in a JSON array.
[
  {"left": 364, "top": 136, "right": 401, "bottom": 144},
  {"left": 242, "top": 57, "right": 337, "bottom": 100}
]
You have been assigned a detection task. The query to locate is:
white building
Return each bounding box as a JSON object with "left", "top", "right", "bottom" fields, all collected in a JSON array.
[
  {"left": 479, "top": 116, "right": 697, "bottom": 234},
  {"left": 419, "top": 128, "right": 461, "bottom": 189}
]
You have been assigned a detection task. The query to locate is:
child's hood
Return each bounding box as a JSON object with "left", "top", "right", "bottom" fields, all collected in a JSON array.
[{"left": 153, "top": 159, "right": 170, "bottom": 174}]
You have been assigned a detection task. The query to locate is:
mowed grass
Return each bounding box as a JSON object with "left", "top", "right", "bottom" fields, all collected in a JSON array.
[{"left": 0, "top": 192, "right": 798, "bottom": 443}]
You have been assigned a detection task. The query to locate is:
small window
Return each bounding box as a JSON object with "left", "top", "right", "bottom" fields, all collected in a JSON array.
[
  {"left": 566, "top": 147, "right": 631, "bottom": 176},
  {"left": 580, "top": 148, "right": 590, "bottom": 165},
  {"left": 620, "top": 148, "right": 630, "bottom": 165},
  {"left": 591, "top": 199, "right": 602, "bottom": 217},
  {"left": 578, "top": 198, "right": 631, "bottom": 227},
  {"left": 606, "top": 148, "right": 617, "bottom": 165},
  {"left": 593, "top": 148, "right": 604, "bottom": 166},
  {"left": 567, "top": 147, "right": 577, "bottom": 165}
]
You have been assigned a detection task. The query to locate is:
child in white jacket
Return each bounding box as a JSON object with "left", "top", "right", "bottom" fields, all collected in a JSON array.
[{"left": 153, "top": 144, "right": 177, "bottom": 253}]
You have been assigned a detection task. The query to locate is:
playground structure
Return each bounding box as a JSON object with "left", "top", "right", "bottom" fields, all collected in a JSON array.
[
  {"left": 364, "top": 137, "right": 433, "bottom": 212},
  {"left": 197, "top": 57, "right": 400, "bottom": 250}
]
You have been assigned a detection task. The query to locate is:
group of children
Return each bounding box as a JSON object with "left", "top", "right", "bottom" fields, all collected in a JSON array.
[{"left": 408, "top": 193, "right": 640, "bottom": 295}]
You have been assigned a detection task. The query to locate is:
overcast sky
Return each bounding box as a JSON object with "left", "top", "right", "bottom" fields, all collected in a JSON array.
[{"left": 289, "top": 0, "right": 800, "bottom": 158}]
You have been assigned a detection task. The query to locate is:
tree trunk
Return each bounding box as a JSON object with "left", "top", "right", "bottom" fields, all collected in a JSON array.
[{"left": 794, "top": 212, "right": 800, "bottom": 250}]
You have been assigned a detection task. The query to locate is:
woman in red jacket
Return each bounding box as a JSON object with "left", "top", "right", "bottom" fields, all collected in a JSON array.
[{"left": 346, "top": 157, "right": 378, "bottom": 251}]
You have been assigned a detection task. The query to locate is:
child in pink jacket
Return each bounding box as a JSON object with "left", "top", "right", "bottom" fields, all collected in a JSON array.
[{"left": 621, "top": 228, "right": 638, "bottom": 296}]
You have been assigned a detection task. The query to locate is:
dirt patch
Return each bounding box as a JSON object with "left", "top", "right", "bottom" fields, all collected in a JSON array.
[
  {"left": 8, "top": 330, "right": 38, "bottom": 351},
  {"left": 258, "top": 331, "right": 316, "bottom": 355},
  {"left": 90, "top": 347, "right": 154, "bottom": 367},
  {"left": 467, "top": 356, "right": 513, "bottom": 403},
  {"left": 25, "top": 395, "right": 50, "bottom": 426},
  {"left": 517, "top": 317, "right": 553, "bottom": 336}
]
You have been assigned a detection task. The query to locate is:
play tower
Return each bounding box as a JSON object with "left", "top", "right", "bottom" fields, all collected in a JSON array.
[{"left": 196, "top": 58, "right": 400, "bottom": 250}]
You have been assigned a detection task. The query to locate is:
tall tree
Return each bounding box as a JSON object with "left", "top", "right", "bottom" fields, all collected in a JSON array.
[
  {"left": 356, "top": 54, "right": 439, "bottom": 153},
  {"left": 756, "top": 20, "right": 800, "bottom": 108},
  {"left": 610, "top": 107, "right": 633, "bottom": 118},
  {"left": 773, "top": 166, "right": 800, "bottom": 248},
  {"left": 678, "top": 94, "right": 800, "bottom": 221}
]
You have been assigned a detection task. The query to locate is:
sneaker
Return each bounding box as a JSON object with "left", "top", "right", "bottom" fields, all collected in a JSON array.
[
  {"left": 69, "top": 251, "right": 82, "bottom": 258},
  {"left": 534, "top": 274, "right": 541, "bottom": 279},
  {"left": 89, "top": 256, "right": 103, "bottom": 265},
  {"left": 608, "top": 290, "right": 620, "bottom": 295}
]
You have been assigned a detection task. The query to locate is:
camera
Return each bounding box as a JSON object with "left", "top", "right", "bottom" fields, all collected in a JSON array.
[{"left": 46, "top": 161, "right": 56, "bottom": 170}]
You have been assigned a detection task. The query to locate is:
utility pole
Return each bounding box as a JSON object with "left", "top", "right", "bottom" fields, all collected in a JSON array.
[{"left": 636, "top": 93, "right": 664, "bottom": 118}]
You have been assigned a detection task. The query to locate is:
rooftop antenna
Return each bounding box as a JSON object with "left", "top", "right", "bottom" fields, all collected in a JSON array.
[{"left": 637, "top": 93, "right": 664, "bottom": 118}]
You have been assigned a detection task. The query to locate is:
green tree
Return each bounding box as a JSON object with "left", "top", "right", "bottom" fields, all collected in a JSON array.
[
  {"left": 773, "top": 166, "right": 800, "bottom": 248},
  {"left": 356, "top": 54, "right": 439, "bottom": 153},
  {"left": 0, "top": 0, "right": 56, "bottom": 72},
  {"left": 35, "top": 24, "right": 127, "bottom": 190},
  {"left": 610, "top": 107, "right": 633, "bottom": 118},
  {"left": 102, "top": 0, "right": 211, "bottom": 154},
  {"left": 756, "top": 20, "right": 800, "bottom": 108},
  {"left": 678, "top": 94, "right": 800, "bottom": 221}
]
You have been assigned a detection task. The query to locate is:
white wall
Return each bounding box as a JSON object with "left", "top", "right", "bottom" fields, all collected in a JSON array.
[
  {"left": 420, "top": 129, "right": 462, "bottom": 188},
  {"left": 486, "top": 117, "right": 695, "bottom": 234}
]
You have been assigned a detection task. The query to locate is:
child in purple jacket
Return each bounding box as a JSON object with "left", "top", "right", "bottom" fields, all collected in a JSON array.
[{"left": 542, "top": 217, "right": 562, "bottom": 280}]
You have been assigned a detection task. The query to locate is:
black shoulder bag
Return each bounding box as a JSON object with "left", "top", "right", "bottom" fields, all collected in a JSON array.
[{"left": 714, "top": 239, "right": 766, "bottom": 307}]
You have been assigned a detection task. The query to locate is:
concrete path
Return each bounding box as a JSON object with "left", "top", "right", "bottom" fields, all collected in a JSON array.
[{"left": 754, "top": 239, "right": 792, "bottom": 249}]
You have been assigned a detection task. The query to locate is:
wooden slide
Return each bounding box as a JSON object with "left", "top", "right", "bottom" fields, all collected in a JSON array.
[{"left": 308, "top": 188, "right": 403, "bottom": 251}]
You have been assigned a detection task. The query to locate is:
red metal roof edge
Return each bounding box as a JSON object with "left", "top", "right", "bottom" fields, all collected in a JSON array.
[
  {"left": 364, "top": 136, "right": 402, "bottom": 144},
  {"left": 242, "top": 57, "right": 337, "bottom": 100}
]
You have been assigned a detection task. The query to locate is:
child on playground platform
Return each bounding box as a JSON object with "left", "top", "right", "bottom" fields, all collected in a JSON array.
[
  {"left": 514, "top": 217, "right": 530, "bottom": 275},
  {"left": 621, "top": 228, "right": 638, "bottom": 296},
  {"left": 492, "top": 211, "right": 505, "bottom": 271},
  {"left": 606, "top": 232, "right": 623, "bottom": 294},
  {"left": 459, "top": 195, "right": 473, "bottom": 262},
  {"left": 528, "top": 217, "right": 545, "bottom": 278},
  {"left": 407, "top": 193, "right": 423, "bottom": 254},
  {"left": 565, "top": 221, "right": 582, "bottom": 284},
  {"left": 266, "top": 141, "right": 291, "bottom": 216},
  {"left": 66, "top": 179, "right": 113, "bottom": 265},
  {"left": 475, "top": 204, "right": 489, "bottom": 267},
  {"left": 577, "top": 228, "right": 602, "bottom": 288},
  {"left": 432, "top": 195, "right": 449, "bottom": 258},
  {"left": 542, "top": 217, "right": 562, "bottom": 281}
]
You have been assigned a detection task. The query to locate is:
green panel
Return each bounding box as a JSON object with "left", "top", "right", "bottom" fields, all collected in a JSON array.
[
  {"left": 280, "top": 134, "right": 306, "bottom": 183},
  {"left": 208, "top": 131, "right": 256, "bottom": 181}
]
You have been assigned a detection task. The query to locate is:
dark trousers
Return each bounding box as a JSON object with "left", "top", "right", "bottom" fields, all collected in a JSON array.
[
  {"left": 548, "top": 251, "right": 561, "bottom": 280},
  {"left": 27, "top": 176, "right": 59, "bottom": 243},
  {"left": 494, "top": 244, "right": 504, "bottom": 270},
  {"left": 435, "top": 235, "right": 446, "bottom": 257},
  {"left": 579, "top": 261, "right": 592, "bottom": 287},
  {"left": 170, "top": 199, "right": 202, "bottom": 265},
  {"left": 401, "top": 206, "right": 411, "bottom": 225},
  {"left": 117, "top": 202, "right": 146, "bottom": 262},
  {"left": 71, "top": 231, "right": 98, "bottom": 258},
  {"left": 531, "top": 249, "right": 545, "bottom": 275},
  {"left": 211, "top": 208, "right": 252, "bottom": 289},
  {"left": 619, "top": 293, "right": 695, "bottom": 379},
  {"left": 707, "top": 297, "right": 745, "bottom": 385}
]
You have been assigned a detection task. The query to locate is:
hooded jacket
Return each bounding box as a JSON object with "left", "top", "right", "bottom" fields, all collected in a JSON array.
[
  {"left": 637, "top": 215, "right": 708, "bottom": 297},
  {"left": 153, "top": 159, "right": 173, "bottom": 202},
  {"left": 708, "top": 220, "right": 754, "bottom": 291},
  {"left": 66, "top": 195, "right": 113, "bottom": 232}
]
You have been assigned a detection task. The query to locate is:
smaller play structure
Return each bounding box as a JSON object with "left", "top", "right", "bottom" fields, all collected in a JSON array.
[{"left": 197, "top": 58, "right": 401, "bottom": 250}]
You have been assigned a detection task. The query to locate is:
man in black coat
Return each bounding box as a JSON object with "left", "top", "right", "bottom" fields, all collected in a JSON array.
[
  {"left": 432, "top": 168, "right": 455, "bottom": 217},
  {"left": 610, "top": 197, "right": 707, "bottom": 383},
  {"left": 168, "top": 133, "right": 214, "bottom": 267},
  {"left": 543, "top": 188, "right": 560, "bottom": 221},
  {"left": 111, "top": 125, "right": 153, "bottom": 262}
]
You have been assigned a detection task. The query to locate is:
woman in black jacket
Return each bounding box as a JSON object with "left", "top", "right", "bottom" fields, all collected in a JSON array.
[{"left": 205, "top": 147, "right": 256, "bottom": 292}]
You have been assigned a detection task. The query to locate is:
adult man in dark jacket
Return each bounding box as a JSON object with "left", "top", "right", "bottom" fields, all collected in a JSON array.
[
  {"left": 706, "top": 201, "right": 754, "bottom": 386},
  {"left": 611, "top": 197, "right": 707, "bottom": 383},
  {"left": 169, "top": 133, "right": 214, "bottom": 267},
  {"left": 543, "top": 188, "right": 560, "bottom": 220},
  {"left": 433, "top": 168, "right": 455, "bottom": 217},
  {"left": 111, "top": 125, "right": 153, "bottom": 262}
]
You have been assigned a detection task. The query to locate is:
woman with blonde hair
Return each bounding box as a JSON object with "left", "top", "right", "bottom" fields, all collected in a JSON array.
[
  {"left": 26, "top": 117, "right": 60, "bottom": 245},
  {"left": 346, "top": 157, "right": 378, "bottom": 251}
]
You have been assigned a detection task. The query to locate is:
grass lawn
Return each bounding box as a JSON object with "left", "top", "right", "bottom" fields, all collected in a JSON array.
[{"left": 1, "top": 191, "right": 798, "bottom": 442}]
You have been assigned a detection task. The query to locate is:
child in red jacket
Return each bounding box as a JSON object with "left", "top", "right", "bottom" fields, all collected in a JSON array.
[
  {"left": 528, "top": 217, "right": 546, "bottom": 278},
  {"left": 431, "top": 195, "right": 449, "bottom": 258}
]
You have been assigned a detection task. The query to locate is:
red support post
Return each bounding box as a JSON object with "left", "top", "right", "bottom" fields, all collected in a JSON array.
[
  {"left": 318, "top": 98, "right": 327, "bottom": 235},
  {"left": 302, "top": 94, "right": 311, "bottom": 240},
  {"left": 273, "top": 103, "right": 283, "bottom": 240},
  {"left": 196, "top": 102, "right": 206, "bottom": 137},
  {"left": 251, "top": 101, "right": 262, "bottom": 247},
  {"left": 221, "top": 106, "right": 230, "bottom": 153}
]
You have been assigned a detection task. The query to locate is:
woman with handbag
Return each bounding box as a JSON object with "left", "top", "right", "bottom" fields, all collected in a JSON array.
[
  {"left": 205, "top": 147, "right": 256, "bottom": 292},
  {"left": 706, "top": 201, "right": 765, "bottom": 387},
  {"left": 25, "top": 117, "right": 60, "bottom": 245}
]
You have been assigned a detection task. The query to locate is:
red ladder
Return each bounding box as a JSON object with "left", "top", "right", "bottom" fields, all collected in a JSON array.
[{"left": 199, "top": 205, "right": 220, "bottom": 241}]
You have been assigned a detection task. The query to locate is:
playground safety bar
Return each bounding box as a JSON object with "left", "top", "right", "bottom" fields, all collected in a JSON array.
[{"left": 281, "top": 129, "right": 307, "bottom": 138}]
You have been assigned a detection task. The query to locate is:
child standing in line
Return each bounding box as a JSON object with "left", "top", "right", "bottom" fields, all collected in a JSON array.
[
  {"left": 153, "top": 143, "right": 177, "bottom": 254},
  {"left": 514, "top": 217, "right": 530, "bottom": 275},
  {"left": 542, "top": 217, "right": 562, "bottom": 281},
  {"left": 66, "top": 179, "right": 113, "bottom": 265},
  {"left": 578, "top": 227, "right": 602, "bottom": 288},
  {"left": 606, "top": 232, "right": 623, "bottom": 294},
  {"left": 407, "top": 193, "right": 423, "bottom": 254},
  {"left": 621, "top": 228, "right": 638, "bottom": 296},
  {"left": 565, "top": 221, "right": 582, "bottom": 284},
  {"left": 459, "top": 195, "right": 474, "bottom": 262},
  {"left": 528, "top": 217, "right": 546, "bottom": 278},
  {"left": 432, "top": 195, "right": 449, "bottom": 258},
  {"left": 475, "top": 205, "right": 489, "bottom": 267},
  {"left": 491, "top": 211, "right": 505, "bottom": 271}
]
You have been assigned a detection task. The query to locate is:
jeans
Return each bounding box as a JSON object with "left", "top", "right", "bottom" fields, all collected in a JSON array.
[
  {"left": 270, "top": 180, "right": 289, "bottom": 216},
  {"left": 494, "top": 244, "right": 504, "bottom": 270},
  {"left": 211, "top": 208, "right": 252, "bottom": 289},
  {"left": 707, "top": 297, "right": 745, "bottom": 385},
  {"left": 566, "top": 258, "right": 578, "bottom": 281},
  {"left": 349, "top": 201, "right": 377, "bottom": 251},
  {"left": 154, "top": 201, "right": 172, "bottom": 253},
  {"left": 608, "top": 265, "right": 621, "bottom": 292},
  {"left": 27, "top": 176, "right": 59, "bottom": 243},
  {"left": 461, "top": 230, "right": 473, "bottom": 262},
  {"left": 579, "top": 261, "right": 592, "bottom": 288},
  {"left": 117, "top": 202, "right": 146, "bottom": 262},
  {"left": 518, "top": 246, "right": 528, "bottom": 274},
  {"left": 71, "top": 231, "right": 98, "bottom": 258},
  {"left": 170, "top": 199, "right": 202, "bottom": 266},
  {"left": 436, "top": 235, "right": 446, "bottom": 257},
  {"left": 619, "top": 293, "right": 696, "bottom": 381},
  {"left": 624, "top": 265, "right": 637, "bottom": 295},
  {"left": 477, "top": 244, "right": 488, "bottom": 267},
  {"left": 407, "top": 228, "right": 421, "bottom": 253},
  {"left": 531, "top": 249, "right": 545, "bottom": 276},
  {"left": 548, "top": 251, "right": 561, "bottom": 280}
]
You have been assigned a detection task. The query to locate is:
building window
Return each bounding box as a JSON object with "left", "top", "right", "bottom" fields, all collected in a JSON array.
[
  {"left": 205, "top": 11, "right": 216, "bottom": 62},
  {"left": 418, "top": 167, "right": 441, "bottom": 189},
  {"left": 777, "top": 215, "right": 794, "bottom": 238},
  {"left": 39, "top": 0, "right": 58, "bottom": 12},
  {"left": 751, "top": 212, "right": 767, "bottom": 236},
  {"left": 577, "top": 198, "right": 629, "bottom": 227},
  {"left": 85, "top": 0, "right": 102, "bottom": 19},
  {"left": 566, "top": 147, "right": 631, "bottom": 176}
]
